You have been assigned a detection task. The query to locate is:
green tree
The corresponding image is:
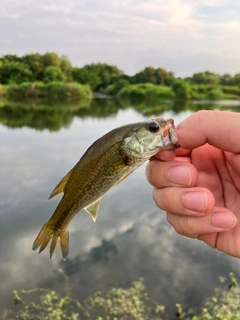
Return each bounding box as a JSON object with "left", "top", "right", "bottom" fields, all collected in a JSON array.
[
  {"left": 72, "top": 67, "right": 101, "bottom": 90},
  {"left": 0, "top": 54, "right": 20, "bottom": 63},
  {"left": 192, "top": 71, "right": 220, "bottom": 85},
  {"left": 192, "top": 72, "right": 206, "bottom": 84},
  {"left": 43, "top": 66, "right": 66, "bottom": 83},
  {"left": 229, "top": 73, "right": 240, "bottom": 86},
  {"left": 131, "top": 67, "right": 174, "bottom": 86},
  {"left": 86, "top": 63, "right": 122, "bottom": 89},
  {"left": 132, "top": 67, "right": 156, "bottom": 84},
  {"left": 72, "top": 67, "right": 88, "bottom": 83},
  {"left": 42, "top": 52, "right": 61, "bottom": 69},
  {"left": 22, "top": 53, "right": 45, "bottom": 81},
  {"left": 220, "top": 73, "right": 232, "bottom": 85},
  {"left": 155, "top": 68, "right": 168, "bottom": 85},
  {"left": 0, "top": 61, "right": 33, "bottom": 84},
  {"left": 165, "top": 71, "right": 175, "bottom": 85},
  {"left": 60, "top": 55, "right": 72, "bottom": 80},
  {"left": 142, "top": 67, "right": 157, "bottom": 83},
  {"left": 72, "top": 63, "right": 122, "bottom": 90}
]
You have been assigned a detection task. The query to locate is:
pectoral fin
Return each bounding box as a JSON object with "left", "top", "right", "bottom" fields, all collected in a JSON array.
[
  {"left": 48, "top": 168, "right": 74, "bottom": 199},
  {"left": 84, "top": 197, "right": 102, "bottom": 222}
]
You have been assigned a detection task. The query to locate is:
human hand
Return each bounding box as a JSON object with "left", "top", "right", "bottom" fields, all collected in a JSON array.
[{"left": 146, "top": 110, "right": 240, "bottom": 258}]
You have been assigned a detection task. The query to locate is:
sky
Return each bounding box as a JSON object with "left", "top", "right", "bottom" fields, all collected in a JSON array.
[{"left": 0, "top": 0, "right": 240, "bottom": 76}]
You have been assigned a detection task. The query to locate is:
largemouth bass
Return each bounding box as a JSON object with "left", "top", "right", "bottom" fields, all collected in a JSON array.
[{"left": 32, "top": 118, "right": 179, "bottom": 259}]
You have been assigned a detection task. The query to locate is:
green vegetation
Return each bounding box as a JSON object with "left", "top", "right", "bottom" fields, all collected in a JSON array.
[
  {"left": 187, "top": 71, "right": 240, "bottom": 86},
  {"left": 43, "top": 66, "right": 66, "bottom": 84},
  {"left": 130, "top": 66, "right": 175, "bottom": 86},
  {"left": 117, "top": 83, "right": 173, "bottom": 101},
  {"left": 6, "top": 82, "right": 92, "bottom": 101},
  {"left": 0, "top": 53, "right": 240, "bottom": 102},
  {"left": 113, "top": 82, "right": 240, "bottom": 102},
  {"left": 177, "top": 273, "right": 240, "bottom": 320},
  {"left": 172, "top": 80, "right": 191, "bottom": 100},
  {"left": 0, "top": 98, "right": 128, "bottom": 131},
  {"left": 72, "top": 63, "right": 123, "bottom": 91},
  {"left": 0, "top": 84, "right": 7, "bottom": 97},
  {"left": 0, "top": 53, "right": 72, "bottom": 84},
  {"left": 1, "top": 99, "right": 240, "bottom": 132},
  {"left": 3, "top": 272, "right": 240, "bottom": 320},
  {"left": 4, "top": 271, "right": 166, "bottom": 320}
]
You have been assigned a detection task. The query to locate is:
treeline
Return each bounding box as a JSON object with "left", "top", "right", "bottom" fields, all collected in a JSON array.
[
  {"left": 1, "top": 52, "right": 240, "bottom": 89},
  {"left": 185, "top": 71, "right": 240, "bottom": 86},
  {"left": 0, "top": 53, "right": 174, "bottom": 89},
  {"left": 0, "top": 52, "right": 240, "bottom": 102}
]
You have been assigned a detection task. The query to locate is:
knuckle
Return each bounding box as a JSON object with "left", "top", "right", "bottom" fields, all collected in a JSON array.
[
  {"left": 152, "top": 188, "right": 163, "bottom": 208},
  {"left": 168, "top": 214, "right": 196, "bottom": 236},
  {"left": 196, "top": 110, "right": 213, "bottom": 125},
  {"left": 180, "top": 217, "right": 196, "bottom": 235}
]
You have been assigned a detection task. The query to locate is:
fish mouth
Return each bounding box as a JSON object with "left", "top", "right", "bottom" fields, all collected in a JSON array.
[{"left": 159, "top": 119, "right": 179, "bottom": 149}]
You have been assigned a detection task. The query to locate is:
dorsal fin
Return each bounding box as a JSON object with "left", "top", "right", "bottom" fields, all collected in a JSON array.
[
  {"left": 84, "top": 197, "right": 102, "bottom": 222},
  {"left": 48, "top": 168, "right": 74, "bottom": 199}
]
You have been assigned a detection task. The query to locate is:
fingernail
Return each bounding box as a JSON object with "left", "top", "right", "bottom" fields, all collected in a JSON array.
[
  {"left": 167, "top": 166, "right": 191, "bottom": 186},
  {"left": 212, "top": 212, "right": 237, "bottom": 229},
  {"left": 182, "top": 192, "right": 207, "bottom": 213}
]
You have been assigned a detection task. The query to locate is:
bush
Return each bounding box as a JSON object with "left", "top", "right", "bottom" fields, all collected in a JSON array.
[
  {"left": 105, "top": 79, "right": 130, "bottom": 96},
  {"left": 117, "top": 84, "right": 173, "bottom": 101},
  {"left": 221, "top": 85, "right": 240, "bottom": 96},
  {"left": 7, "top": 82, "right": 92, "bottom": 100},
  {"left": 7, "top": 82, "right": 38, "bottom": 99},
  {"left": 190, "top": 84, "right": 218, "bottom": 94},
  {"left": 128, "top": 87, "right": 146, "bottom": 100},
  {"left": 172, "top": 80, "right": 191, "bottom": 100},
  {"left": 207, "top": 88, "right": 223, "bottom": 100}
]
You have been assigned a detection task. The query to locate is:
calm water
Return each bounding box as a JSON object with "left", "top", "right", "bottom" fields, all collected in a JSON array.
[{"left": 1, "top": 99, "right": 240, "bottom": 318}]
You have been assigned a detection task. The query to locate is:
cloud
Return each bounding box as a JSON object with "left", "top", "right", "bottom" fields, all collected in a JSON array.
[
  {"left": 0, "top": 0, "right": 239, "bottom": 75},
  {"left": 198, "top": 0, "right": 237, "bottom": 6}
]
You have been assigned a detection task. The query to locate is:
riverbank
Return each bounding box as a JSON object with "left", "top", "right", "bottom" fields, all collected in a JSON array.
[
  {"left": 0, "top": 82, "right": 239, "bottom": 103},
  {"left": 105, "top": 83, "right": 240, "bottom": 102}
]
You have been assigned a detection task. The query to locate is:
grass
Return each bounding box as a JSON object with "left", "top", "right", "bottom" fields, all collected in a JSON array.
[
  {"left": 114, "top": 83, "right": 240, "bottom": 102},
  {"left": 117, "top": 83, "right": 173, "bottom": 101}
]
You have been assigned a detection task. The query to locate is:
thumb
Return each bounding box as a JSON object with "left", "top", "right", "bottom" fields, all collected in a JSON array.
[{"left": 177, "top": 110, "right": 240, "bottom": 153}]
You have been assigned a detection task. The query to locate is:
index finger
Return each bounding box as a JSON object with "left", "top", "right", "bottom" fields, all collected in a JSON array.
[{"left": 177, "top": 110, "right": 240, "bottom": 152}]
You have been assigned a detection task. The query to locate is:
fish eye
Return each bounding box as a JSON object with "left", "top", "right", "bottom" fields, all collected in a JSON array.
[{"left": 148, "top": 121, "right": 159, "bottom": 133}]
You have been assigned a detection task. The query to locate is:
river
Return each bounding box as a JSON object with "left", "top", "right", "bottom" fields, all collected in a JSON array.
[{"left": 1, "top": 98, "right": 240, "bottom": 318}]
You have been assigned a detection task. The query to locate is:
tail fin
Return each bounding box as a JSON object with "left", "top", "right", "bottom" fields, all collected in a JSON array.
[{"left": 32, "top": 223, "right": 69, "bottom": 260}]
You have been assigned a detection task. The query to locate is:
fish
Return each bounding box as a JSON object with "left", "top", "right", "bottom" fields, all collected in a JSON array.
[{"left": 32, "top": 118, "right": 179, "bottom": 259}]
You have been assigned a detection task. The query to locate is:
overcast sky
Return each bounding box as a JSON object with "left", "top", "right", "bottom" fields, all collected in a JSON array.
[{"left": 0, "top": 0, "right": 240, "bottom": 76}]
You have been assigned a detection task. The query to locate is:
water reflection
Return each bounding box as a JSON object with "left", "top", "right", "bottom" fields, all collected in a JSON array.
[
  {"left": 1, "top": 100, "right": 240, "bottom": 318},
  {"left": 1, "top": 98, "right": 240, "bottom": 131}
]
